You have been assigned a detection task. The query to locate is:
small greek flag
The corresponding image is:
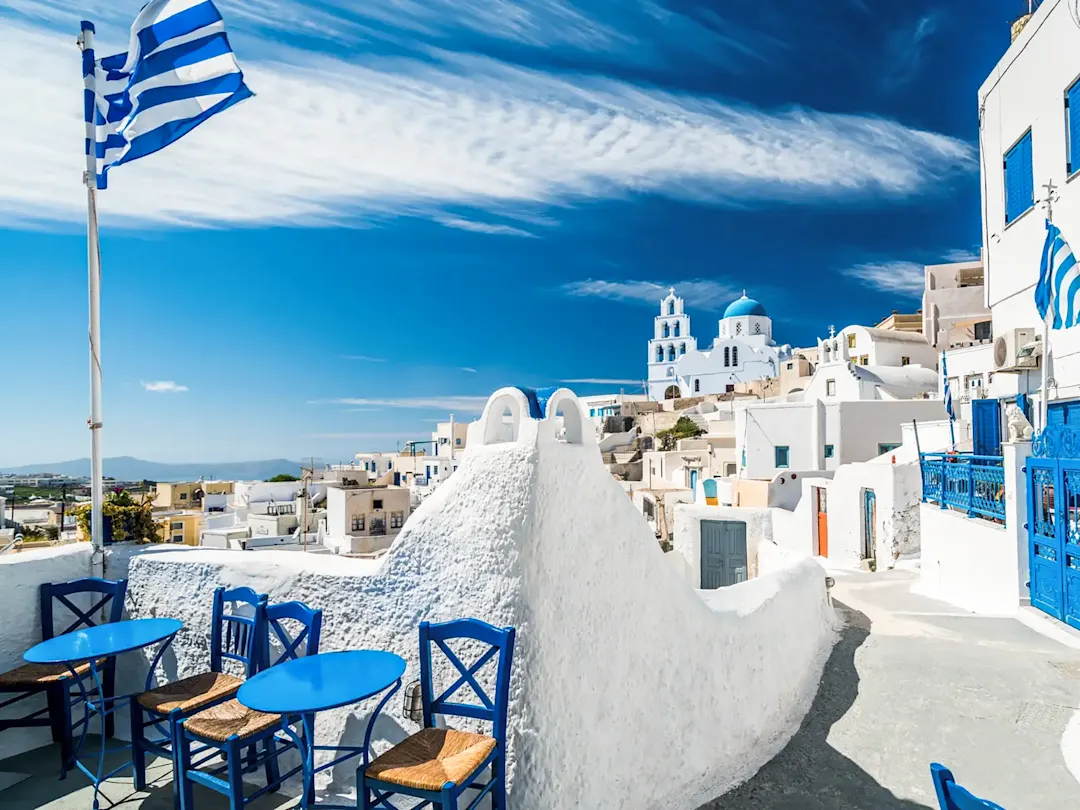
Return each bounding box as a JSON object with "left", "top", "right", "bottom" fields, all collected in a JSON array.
[
  {"left": 941, "top": 351, "right": 954, "bottom": 421},
  {"left": 83, "top": 0, "right": 252, "bottom": 190},
  {"left": 1035, "top": 219, "right": 1080, "bottom": 328}
]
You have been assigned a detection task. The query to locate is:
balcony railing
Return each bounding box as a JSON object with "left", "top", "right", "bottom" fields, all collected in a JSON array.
[{"left": 920, "top": 453, "right": 1005, "bottom": 524}]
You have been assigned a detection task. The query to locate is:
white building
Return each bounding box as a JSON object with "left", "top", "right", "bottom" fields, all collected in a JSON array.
[
  {"left": 647, "top": 289, "right": 790, "bottom": 401},
  {"left": 735, "top": 398, "right": 947, "bottom": 481},
  {"left": 579, "top": 393, "right": 650, "bottom": 427},
  {"left": 323, "top": 481, "right": 412, "bottom": 555},
  {"left": 981, "top": 0, "right": 1080, "bottom": 411},
  {"left": 916, "top": 4, "right": 1080, "bottom": 623},
  {"left": 735, "top": 322, "right": 944, "bottom": 481},
  {"left": 353, "top": 453, "right": 398, "bottom": 480},
  {"left": 923, "top": 260, "right": 992, "bottom": 351},
  {"left": 818, "top": 325, "right": 938, "bottom": 369}
]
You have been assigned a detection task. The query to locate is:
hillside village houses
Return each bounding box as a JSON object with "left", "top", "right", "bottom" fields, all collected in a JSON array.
[{"left": 4, "top": 1, "right": 1079, "bottom": 640}]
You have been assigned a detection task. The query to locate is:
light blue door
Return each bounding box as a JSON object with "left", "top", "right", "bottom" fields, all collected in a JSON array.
[{"left": 690, "top": 469, "right": 698, "bottom": 492}]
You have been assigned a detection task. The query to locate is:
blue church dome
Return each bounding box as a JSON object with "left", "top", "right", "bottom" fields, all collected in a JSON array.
[{"left": 723, "top": 292, "right": 767, "bottom": 319}]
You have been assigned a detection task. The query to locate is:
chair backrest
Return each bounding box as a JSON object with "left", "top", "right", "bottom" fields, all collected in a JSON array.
[
  {"left": 931, "top": 764, "right": 1006, "bottom": 810},
  {"left": 40, "top": 578, "right": 128, "bottom": 640},
  {"left": 209, "top": 586, "right": 267, "bottom": 677},
  {"left": 419, "top": 618, "right": 516, "bottom": 745},
  {"left": 262, "top": 600, "right": 323, "bottom": 670}
]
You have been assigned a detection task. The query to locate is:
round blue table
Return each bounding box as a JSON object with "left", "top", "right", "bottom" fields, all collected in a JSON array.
[
  {"left": 25, "top": 618, "right": 182, "bottom": 809},
  {"left": 238, "top": 650, "right": 406, "bottom": 810}
]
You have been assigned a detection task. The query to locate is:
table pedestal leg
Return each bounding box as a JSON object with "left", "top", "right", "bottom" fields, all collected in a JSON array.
[
  {"left": 278, "top": 715, "right": 315, "bottom": 810},
  {"left": 65, "top": 661, "right": 107, "bottom": 810}
]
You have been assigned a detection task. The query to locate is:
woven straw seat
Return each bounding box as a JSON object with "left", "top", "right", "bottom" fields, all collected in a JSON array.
[
  {"left": 182, "top": 699, "right": 280, "bottom": 742},
  {"left": 0, "top": 659, "right": 105, "bottom": 687},
  {"left": 366, "top": 728, "right": 497, "bottom": 792},
  {"left": 136, "top": 671, "right": 242, "bottom": 715}
]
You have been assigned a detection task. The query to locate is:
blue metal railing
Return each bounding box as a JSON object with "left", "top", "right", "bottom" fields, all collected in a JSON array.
[{"left": 919, "top": 453, "right": 1006, "bottom": 523}]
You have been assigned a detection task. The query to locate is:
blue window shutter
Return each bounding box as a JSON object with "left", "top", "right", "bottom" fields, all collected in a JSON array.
[
  {"left": 1004, "top": 130, "right": 1034, "bottom": 224},
  {"left": 1069, "top": 80, "right": 1080, "bottom": 175}
]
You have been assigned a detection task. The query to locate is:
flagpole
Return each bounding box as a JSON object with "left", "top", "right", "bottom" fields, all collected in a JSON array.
[
  {"left": 942, "top": 350, "right": 955, "bottom": 450},
  {"left": 79, "top": 21, "right": 105, "bottom": 571},
  {"left": 1040, "top": 180, "right": 1059, "bottom": 434},
  {"left": 1041, "top": 310, "right": 1051, "bottom": 432}
]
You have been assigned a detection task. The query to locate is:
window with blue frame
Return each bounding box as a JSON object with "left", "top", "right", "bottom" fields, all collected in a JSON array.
[
  {"left": 1068, "top": 77, "right": 1080, "bottom": 175},
  {"left": 775, "top": 446, "right": 790, "bottom": 468},
  {"left": 824, "top": 445, "right": 834, "bottom": 458},
  {"left": 1004, "top": 130, "right": 1034, "bottom": 224}
]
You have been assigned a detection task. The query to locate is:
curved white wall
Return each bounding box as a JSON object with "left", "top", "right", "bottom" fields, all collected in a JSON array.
[{"left": 122, "top": 388, "right": 837, "bottom": 809}]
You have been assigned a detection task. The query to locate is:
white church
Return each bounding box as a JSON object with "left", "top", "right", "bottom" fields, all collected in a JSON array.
[{"left": 647, "top": 288, "right": 791, "bottom": 401}]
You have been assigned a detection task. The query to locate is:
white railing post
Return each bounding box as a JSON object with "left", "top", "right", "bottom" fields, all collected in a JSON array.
[{"left": 1002, "top": 441, "right": 1032, "bottom": 606}]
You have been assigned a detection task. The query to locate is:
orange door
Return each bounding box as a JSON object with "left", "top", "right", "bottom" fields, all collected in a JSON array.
[{"left": 816, "top": 487, "right": 829, "bottom": 557}]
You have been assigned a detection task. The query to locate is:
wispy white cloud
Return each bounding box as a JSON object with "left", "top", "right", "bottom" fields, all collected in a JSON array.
[
  {"left": 883, "top": 12, "right": 941, "bottom": 90},
  {"left": 1, "top": 22, "right": 973, "bottom": 228},
  {"left": 5, "top": 0, "right": 765, "bottom": 67},
  {"left": 943, "top": 247, "right": 981, "bottom": 263},
  {"left": 459, "top": 367, "right": 478, "bottom": 373},
  {"left": 313, "top": 396, "right": 491, "bottom": 412},
  {"left": 562, "top": 279, "right": 743, "bottom": 308},
  {"left": 142, "top": 380, "right": 189, "bottom": 393},
  {"left": 562, "top": 378, "right": 642, "bottom": 385},
  {"left": 840, "top": 261, "right": 925, "bottom": 296},
  {"left": 434, "top": 216, "right": 537, "bottom": 237},
  {"left": 307, "top": 432, "right": 416, "bottom": 440},
  {"left": 340, "top": 355, "right": 386, "bottom": 362}
]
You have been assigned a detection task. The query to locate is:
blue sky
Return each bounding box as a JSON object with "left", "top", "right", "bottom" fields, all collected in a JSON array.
[{"left": 0, "top": 0, "right": 1014, "bottom": 465}]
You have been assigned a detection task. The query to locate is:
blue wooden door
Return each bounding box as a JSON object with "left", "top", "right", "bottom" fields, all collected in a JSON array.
[
  {"left": 1028, "top": 458, "right": 1063, "bottom": 621},
  {"left": 971, "top": 399, "right": 1001, "bottom": 457},
  {"left": 690, "top": 469, "right": 698, "bottom": 492},
  {"left": 863, "top": 489, "right": 877, "bottom": 561},
  {"left": 700, "top": 520, "right": 747, "bottom": 589},
  {"left": 1060, "top": 460, "right": 1080, "bottom": 629}
]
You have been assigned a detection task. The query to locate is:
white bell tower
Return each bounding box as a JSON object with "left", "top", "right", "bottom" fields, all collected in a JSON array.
[{"left": 647, "top": 288, "right": 698, "bottom": 400}]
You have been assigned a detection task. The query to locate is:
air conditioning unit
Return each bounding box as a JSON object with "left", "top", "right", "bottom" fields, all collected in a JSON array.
[{"left": 993, "top": 327, "right": 1038, "bottom": 371}]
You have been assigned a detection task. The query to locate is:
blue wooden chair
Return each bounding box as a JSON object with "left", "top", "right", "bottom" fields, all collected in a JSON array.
[
  {"left": 0, "top": 577, "right": 127, "bottom": 778},
  {"left": 177, "top": 599, "right": 323, "bottom": 810},
  {"left": 131, "top": 586, "right": 267, "bottom": 802},
  {"left": 360, "top": 618, "right": 517, "bottom": 810},
  {"left": 931, "top": 763, "right": 1006, "bottom": 810}
]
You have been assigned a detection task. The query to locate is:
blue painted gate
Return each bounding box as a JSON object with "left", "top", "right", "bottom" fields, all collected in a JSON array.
[{"left": 1027, "top": 457, "right": 1080, "bottom": 629}]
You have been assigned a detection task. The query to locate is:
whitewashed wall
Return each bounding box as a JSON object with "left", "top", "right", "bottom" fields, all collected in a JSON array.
[
  {"left": 918, "top": 505, "right": 1019, "bottom": 614},
  {"left": 981, "top": 0, "right": 1080, "bottom": 405},
  {"left": 799, "top": 463, "right": 922, "bottom": 570},
  {"left": 737, "top": 399, "right": 945, "bottom": 480},
  {"left": 0, "top": 544, "right": 93, "bottom": 761},
  {"left": 122, "top": 388, "right": 836, "bottom": 809}
]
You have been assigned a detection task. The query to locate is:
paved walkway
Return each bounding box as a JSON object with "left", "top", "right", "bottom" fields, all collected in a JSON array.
[{"left": 702, "top": 568, "right": 1080, "bottom": 809}]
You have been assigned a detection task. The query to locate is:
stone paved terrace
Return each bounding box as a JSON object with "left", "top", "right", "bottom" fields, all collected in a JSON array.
[{"left": 4, "top": 569, "right": 1080, "bottom": 810}]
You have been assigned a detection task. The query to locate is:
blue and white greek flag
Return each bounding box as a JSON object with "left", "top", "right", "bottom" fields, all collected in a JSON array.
[
  {"left": 1035, "top": 219, "right": 1080, "bottom": 328},
  {"left": 82, "top": 0, "right": 252, "bottom": 189},
  {"left": 941, "top": 351, "right": 954, "bottom": 420}
]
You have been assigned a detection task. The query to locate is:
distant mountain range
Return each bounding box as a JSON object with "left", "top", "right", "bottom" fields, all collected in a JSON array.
[{"left": 0, "top": 456, "right": 303, "bottom": 483}]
